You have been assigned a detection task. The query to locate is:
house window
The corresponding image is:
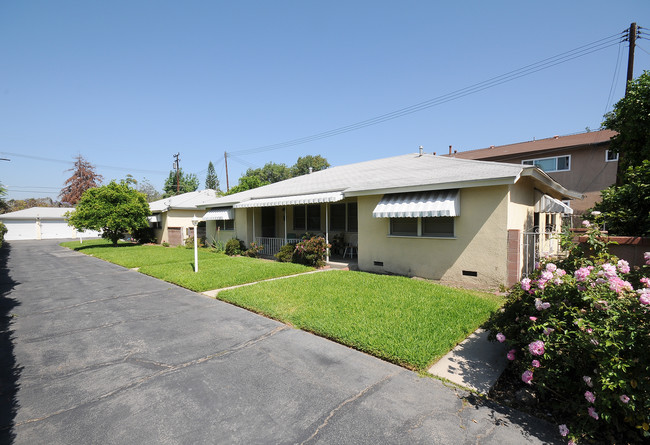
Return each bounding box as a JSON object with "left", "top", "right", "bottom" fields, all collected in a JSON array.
[
  {"left": 347, "top": 202, "right": 358, "bottom": 232},
  {"left": 522, "top": 155, "right": 571, "bottom": 172},
  {"left": 605, "top": 149, "right": 619, "bottom": 162},
  {"left": 390, "top": 218, "right": 418, "bottom": 236},
  {"left": 330, "top": 204, "right": 346, "bottom": 231},
  {"left": 293, "top": 205, "right": 306, "bottom": 230},
  {"left": 422, "top": 217, "right": 454, "bottom": 237},
  {"left": 307, "top": 205, "right": 321, "bottom": 231},
  {"left": 151, "top": 221, "right": 162, "bottom": 229},
  {"left": 216, "top": 219, "right": 234, "bottom": 230},
  {"left": 390, "top": 217, "right": 455, "bottom": 238}
]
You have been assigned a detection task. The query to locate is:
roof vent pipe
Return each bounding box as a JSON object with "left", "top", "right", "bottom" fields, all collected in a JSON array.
[
  {"left": 418, "top": 145, "right": 424, "bottom": 156},
  {"left": 448, "top": 145, "right": 452, "bottom": 155},
  {"left": 309, "top": 166, "right": 313, "bottom": 174}
]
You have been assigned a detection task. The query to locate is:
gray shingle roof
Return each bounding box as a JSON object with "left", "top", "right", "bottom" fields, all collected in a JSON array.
[{"left": 201, "top": 153, "right": 574, "bottom": 208}]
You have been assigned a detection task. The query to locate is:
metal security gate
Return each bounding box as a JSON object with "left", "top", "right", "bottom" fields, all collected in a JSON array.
[{"left": 522, "top": 230, "right": 562, "bottom": 277}]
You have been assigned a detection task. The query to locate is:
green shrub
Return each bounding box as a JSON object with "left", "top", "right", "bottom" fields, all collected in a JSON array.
[
  {"left": 0, "top": 221, "right": 6, "bottom": 246},
  {"left": 486, "top": 221, "right": 650, "bottom": 443},
  {"left": 184, "top": 236, "right": 195, "bottom": 249},
  {"left": 210, "top": 240, "right": 225, "bottom": 253},
  {"left": 293, "top": 236, "right": 330, "bottom": 268},
  {"left": 242, "top": 241, "right": 264, "bottom": 258},
  {"left": 275, "top": 243, "right": 295, "bottom": 262},
  {"left": 162, "top": 241, "right": 170, "bottom": 247},
  {"left": 131, "top": 226, "right": 156, "bottom": 244},
  {"left": 225, "top": 238, "right": 245, "bottom": 256}
]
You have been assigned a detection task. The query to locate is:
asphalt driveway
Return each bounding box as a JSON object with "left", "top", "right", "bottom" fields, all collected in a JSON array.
[{"left": 0, "top": 240, "right": 560, "bottom": 444}]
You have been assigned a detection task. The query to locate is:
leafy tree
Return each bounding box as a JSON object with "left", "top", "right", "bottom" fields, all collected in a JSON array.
[
  {"left": 66, "top": 180, "right": 150, "bottom": 246},
  {"left": 137, "top": 178, "right": 162, "bottom": 202},
  {"left": 0, "top": 183, "right": 8, "bottom": 213},
  {"left": 123, "top": 174, "right": 138, "bottom": 186},
  {"left": 591, "top": 160, "right": 650, "bottom": 236},
  {"left": 226, "top": 176, "right": 269, "bottom": 195},
  {"left": 205, "top": 161, "right": 220, "bottom": 191},
  {"left": 7, "top": 197, "right": 61, "bottom": 212},
  {"left": 162, "top": 168, "right": 199, "bottom": 198},
  {"left": 603, "top": 70, "right": 650, "bottom": 171},
  {"left": 59, "top": 155, "right": 103, "bottom": 205},
  {"left": 290, "top": 155, "right": 330, "bottom": 177},
  {"left": 242, "top": 162, "right": 291, "bottom": 184}
]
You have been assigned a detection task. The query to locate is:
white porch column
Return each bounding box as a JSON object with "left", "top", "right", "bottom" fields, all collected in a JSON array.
[
  {"left": 325, "top": 204, "right": 330, "bottom": 263},
  {"left": 284, "top": 206, "right": 287, "bottom": 244},
  {"left": 252, "top": 209, "right": 256, "bottom": 243}
]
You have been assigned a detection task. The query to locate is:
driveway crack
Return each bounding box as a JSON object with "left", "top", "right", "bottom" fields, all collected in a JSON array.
[
  {"left": 300, "top": 370, "right": 401, "bottom": 444},
  {"left": 14, "top": 326, "right": 288, "bottom": 428}
]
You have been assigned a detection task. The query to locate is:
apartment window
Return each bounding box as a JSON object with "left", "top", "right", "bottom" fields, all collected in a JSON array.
[
  {"left": 390, "top": 217, "right": 454, "bottom": 238},
  {"left": 293, "top": 205, "right": 306, "bottom": 230},
  {"left": 330, "top": 204, "right": 346, "bottom": 231},
  {"left": 307, "top": 205, "right": 321, "bottom": 231},
  {"left": 605, "top": 149, "right": 619, "bottom": 162},
  {"left": 294, "top": 205, "right": 321, "bottom": 231},
  {"left": 422, "top": 217, "right": 454, "bottom": 237},
  {"left": 216, "top": 219, "right": 234, "bottom": 230},
  {"left": 522, "top": 155, "right": 571, "bottom": 172},
  {"left": 390, "top": 218, "right": 418, "bottom": 236},
  {"left": 347, "top": 202, "right": 358, "bottom": 232}
]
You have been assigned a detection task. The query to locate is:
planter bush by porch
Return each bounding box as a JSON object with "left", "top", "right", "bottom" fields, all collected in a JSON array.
[
  {"left": 225, "top": 238, "right": 246, "bottom": 256},
  {"left": 275, "top": 243, "right": 295, "bottom": 262},
  {"left": 293, "top": 236, "right": 330, "bottom": 268}
]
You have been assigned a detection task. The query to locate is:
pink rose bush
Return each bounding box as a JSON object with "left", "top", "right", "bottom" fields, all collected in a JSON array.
[{"left": 487, "top": 224, "right": 650, "bottom": 443}]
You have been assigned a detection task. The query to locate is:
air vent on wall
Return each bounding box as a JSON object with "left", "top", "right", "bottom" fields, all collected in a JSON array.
[{"left": 462, "top": 270, "right": 478, "bottom": 277}]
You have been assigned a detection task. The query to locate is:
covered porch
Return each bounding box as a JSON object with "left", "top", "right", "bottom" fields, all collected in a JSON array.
[{"left": 233, "top": 191, "right": 358, "bottom": 261}]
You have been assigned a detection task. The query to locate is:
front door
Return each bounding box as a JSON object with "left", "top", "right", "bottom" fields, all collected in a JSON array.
[{"left": 261, "top": 207, "right": 275, "bottom": 238}]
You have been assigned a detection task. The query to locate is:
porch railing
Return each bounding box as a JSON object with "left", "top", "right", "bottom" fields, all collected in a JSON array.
[{"left": 255, "top": 237, "right": 301, "bottom": 256}]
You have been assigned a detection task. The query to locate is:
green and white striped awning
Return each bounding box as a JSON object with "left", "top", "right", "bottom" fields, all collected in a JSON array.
[{"left": 234, "top": 192, "right": 344, "bottom": 208}]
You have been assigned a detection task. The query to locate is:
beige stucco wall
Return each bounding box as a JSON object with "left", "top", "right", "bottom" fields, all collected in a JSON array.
[
  {"left": 357, "top": 185, "right": 511, "bottom": 288},
  {"left": 158, "top": 209, "right": 206, "bottom": 244}
]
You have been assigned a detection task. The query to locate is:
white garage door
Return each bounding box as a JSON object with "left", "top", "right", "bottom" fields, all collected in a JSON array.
[
  {"left": 41, "top": 221, "right": 76, "bottom": 239},
  {"left": 4, "top": 220, "right": 38, "bottom": 240}
]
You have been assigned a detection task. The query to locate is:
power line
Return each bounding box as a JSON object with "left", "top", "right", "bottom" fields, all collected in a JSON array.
[
  {"left": 0, "top": 151, "right": 168, "bottom": 175},
  {"left": 229, "top": 31, "right": 625, "bottom": 157}
]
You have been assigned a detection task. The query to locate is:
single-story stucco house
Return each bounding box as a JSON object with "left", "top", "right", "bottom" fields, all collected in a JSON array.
[
  {"left": 0, "top": 207, "right": 101, "bottom": 241},
  {"left": 194, "top": 151, "right": 579, "bottom": 289},
  {"left": 149, "top": 189, "right": 219, "bottom": 246}
]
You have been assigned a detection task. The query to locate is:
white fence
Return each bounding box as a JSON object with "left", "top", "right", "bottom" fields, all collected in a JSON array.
[{"left": 255, "top": 237, "right": 301, "bottom": 256}]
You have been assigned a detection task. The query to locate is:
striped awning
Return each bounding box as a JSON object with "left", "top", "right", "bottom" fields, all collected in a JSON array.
[
  {"left": 203, "top": 207, "right": 234, "bottom": 220},
  {"left": 373, "top": 190, "right": 460, "bottom": 218},
  {"left": 148, "top": 214, "right": 162, "bottom": 223},
  {"left": 535, "top": 194, "right": 573, "bottom": 215},
  {"left": 234, "top": 192, "right": 344, "bottom": 208}
]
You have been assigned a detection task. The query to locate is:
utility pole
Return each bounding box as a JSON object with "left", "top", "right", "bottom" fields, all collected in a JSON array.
[
  {"left": 224, "top": 151, "right": 230, "bottom": 192},
  {"left": 173, "top": 153, "right": 180, "bottom": 193},
  {"left": 625, "top": 22, "right": 638, "bottom": 95}
]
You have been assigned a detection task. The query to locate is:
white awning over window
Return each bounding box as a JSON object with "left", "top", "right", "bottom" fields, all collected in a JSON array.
[
  {"left": 148, "top": 214, "right": 162, "bottom": 223},
  {"left": 535, "top": 194, "right": 573, "bottom": 215},
  {"left": 203, "top": 207, "right": 234, "bottom": 220},
  {"left": 373, "top": 190, "right": 460, "bottom": 218},
  {"left": 234, "top": 192, "right": 344, "bottom": 208}
]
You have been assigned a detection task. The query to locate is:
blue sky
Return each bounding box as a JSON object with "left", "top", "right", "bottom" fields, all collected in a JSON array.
[{"left": 1, "top": 1, "right": 649, "bottom": 200}]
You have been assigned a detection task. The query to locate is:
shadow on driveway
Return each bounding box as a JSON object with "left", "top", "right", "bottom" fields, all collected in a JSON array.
[{"left": 0, "top": 243, "right": 21, "bottom": 444}]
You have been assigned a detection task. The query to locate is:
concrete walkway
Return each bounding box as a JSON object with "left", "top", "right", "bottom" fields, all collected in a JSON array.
[{"left": 0, "top": 240, "right": 561, "bottom": 444}]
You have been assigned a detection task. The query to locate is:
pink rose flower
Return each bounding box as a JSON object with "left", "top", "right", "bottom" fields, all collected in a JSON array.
[
  {"left": 522, "top": 370, "right": 533, "bottom": 384},
  {"left": 588, "top": 406, "right": 599, "bottom": 420},
  {"left": 543, "top": 327, "right": 554, "bottom": 336},
  {"left": 617, "top": 259, "right": 630, "bottom": 274},
  {"left": 582, "top": 220, "right": 591, "bottom": 227},
  {"left": 529, "top": 316, "right": 538, "bottom": 322},
  {"left": 520, "top": 278, "right": 531, "bottom": 291},
  {"left": 531, "top": 359, "right": 540, "bottom": 368},
  {"left": 645, "top": 252, "right": 650, "bottom": 265},
  {"left": 620, "top": 394, "right": 630, "bottom": 403},
  {"left": 545, "top": 263, "right": 557, "bottom": 273},
  {"left": 496, "top": 333, "right": 506, "bottom": 343},
  {"left": 559, "top": 424, "right": 569, "bottom": 437},
  {"left": 507, "top": 349, "right": 516, "bottom": 361},
  {"left": 585, "top": 391, "right": 596, "bottom": 403},
  {"left": 583, "top": 376, "right": 593, "bottom": 387},
  {"left": 528, "top": 340, "right": 545, "bottom": 356}
]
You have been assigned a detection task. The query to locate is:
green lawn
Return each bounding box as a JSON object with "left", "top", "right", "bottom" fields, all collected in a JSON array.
[
  {"left": 217, "top": 270, "right": 503, "bottom": 371},
  {"left": 60, "top": 239, "right": 313, "bottom": 290}
]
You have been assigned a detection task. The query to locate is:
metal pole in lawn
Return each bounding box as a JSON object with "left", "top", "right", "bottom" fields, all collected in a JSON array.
[{"left": 192, "top": 214, "right": 199, "bottom": 273}]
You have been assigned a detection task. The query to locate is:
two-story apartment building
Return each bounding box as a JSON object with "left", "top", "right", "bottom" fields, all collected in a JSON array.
[{"left": 450, "top": 130, "right": 617, "bottom": 215}]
